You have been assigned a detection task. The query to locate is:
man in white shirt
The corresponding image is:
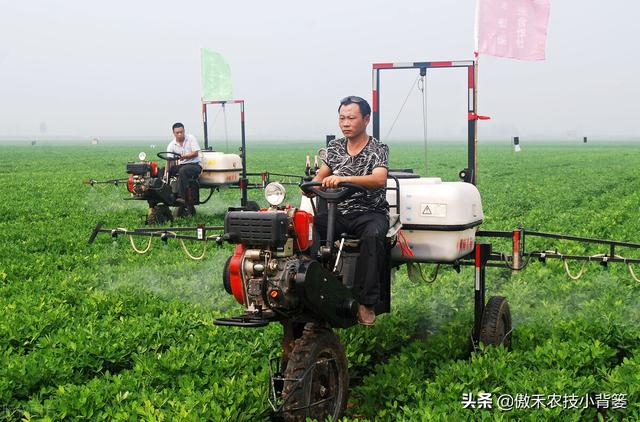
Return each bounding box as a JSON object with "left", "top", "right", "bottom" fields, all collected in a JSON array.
[{"left": 166, "top": 122, "right": 202, "bottom": 203}]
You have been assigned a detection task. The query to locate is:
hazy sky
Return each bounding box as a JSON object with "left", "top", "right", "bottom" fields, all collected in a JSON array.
[{"left": 1, "top": 1, "right": 638, "bottom": 142}]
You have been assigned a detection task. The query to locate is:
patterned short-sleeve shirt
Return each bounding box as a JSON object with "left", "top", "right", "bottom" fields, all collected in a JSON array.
[{"left": 326, "top": 136, "right": 389, "bottom": 215}]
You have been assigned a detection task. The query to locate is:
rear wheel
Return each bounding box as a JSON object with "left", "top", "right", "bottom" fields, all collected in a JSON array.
[
  {"left": 480, "top": 296, "right": 512, "bottom": 348},
  {"left": 175, "top": 204, "right": 196, "bottom": 218},
  {"left": 282, "top": 326, "right": 348, "bottom": 421},
  {"left": 146, "top": 204, "right": 173, "bottom": 225}
]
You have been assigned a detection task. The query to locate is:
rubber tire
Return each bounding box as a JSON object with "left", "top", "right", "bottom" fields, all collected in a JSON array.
[
  {"left": 282, "top": 327, "right": 348, "bottom": 422},
  {"left": 175, "top": 204, "right": 196, "bottom": 218},
  {"left": 146, "top": 204, "right": 173, "bottom": 225},
  {"left": 479, "top": 296, "right": 512, "bottom": 348}
]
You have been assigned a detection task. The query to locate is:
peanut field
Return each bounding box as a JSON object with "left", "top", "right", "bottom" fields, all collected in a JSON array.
[{"left": 1, "top": 140, "right": 639, "bottom": 421}]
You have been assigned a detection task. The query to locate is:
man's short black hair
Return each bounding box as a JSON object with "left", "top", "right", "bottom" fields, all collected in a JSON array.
[
  {"left": 172, "top": 122, "right": 184, "bottom": 131},
  {"left": 338, "top": 96, "right": 371, "bottom": 118}
]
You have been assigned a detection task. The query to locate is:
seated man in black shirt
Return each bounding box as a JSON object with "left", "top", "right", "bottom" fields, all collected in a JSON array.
[{"left": 311, "top": 96, "right": 389, "bottom": 326}]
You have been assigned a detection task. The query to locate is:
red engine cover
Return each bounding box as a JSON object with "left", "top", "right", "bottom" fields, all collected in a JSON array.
[
  {"left": 127, "top": 175, "right": 134, "bottom": 192},
  {"left": 229, "top": 244, "right": 246, "bottom": 305},
  {"left": 293, "top": 210, "right": 314, "bottom": 251},
  {"left": 150, "top": 161, "right": 158, "bottom": 177}
]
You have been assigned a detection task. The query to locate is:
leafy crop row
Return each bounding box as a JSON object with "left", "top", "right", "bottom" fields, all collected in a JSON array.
[{"left": 0, "top": 141, "right": 639, "bottom": 420}]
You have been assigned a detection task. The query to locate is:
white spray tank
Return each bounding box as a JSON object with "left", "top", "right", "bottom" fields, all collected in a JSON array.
[
  {"left": 198, "top": 151, "right": 242, "bottom": 185},
  {"left": 387, "top": 176, "right": 483, "bottom": 263},
  {"left": 300, "top": 175, "right": 484, "bottom": 263}
]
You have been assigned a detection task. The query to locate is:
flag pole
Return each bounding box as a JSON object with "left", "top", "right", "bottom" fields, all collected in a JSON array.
[
  {"left": 474, "top": 0, "right": 480, "bottom": 55},
  {"left": 473, "top": 0, "right": 480, "bottom": 185}
]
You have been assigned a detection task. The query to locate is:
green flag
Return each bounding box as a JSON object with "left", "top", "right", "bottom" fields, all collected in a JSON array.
[{"left": 201, "top": 48, "right": 233, "bottom": 101}]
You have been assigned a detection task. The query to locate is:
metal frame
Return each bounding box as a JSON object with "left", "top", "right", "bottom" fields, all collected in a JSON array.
[
  {"left": 457, "top": 229, "right": 640, "bottom": 347},
  {"left": 372, "top": 60, "right": 479, "bottom": 185},
  {"left": 201, "top": 99, "right": 249, "bottom": 206},
  {"left": 202, "top": 99, "right": 304, "bottom": 204},
  {"left": 88, "top": 222, "right": 225, "bottom": 245},
  {"left": 472, "top": 243, "right": 491, "bottom": 344},
  {"left": 370, "top": 58, "right": 640, "bottom": 348}
]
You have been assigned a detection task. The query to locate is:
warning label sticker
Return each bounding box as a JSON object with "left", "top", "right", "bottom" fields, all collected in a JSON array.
[{"left": 420, "top": 203, "right": 446, "bottom": 217}]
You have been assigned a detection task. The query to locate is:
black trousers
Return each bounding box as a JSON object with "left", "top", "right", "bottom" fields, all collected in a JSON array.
[
  {"left": 169, "top": 163, "right": 202, "bottom": 199},
  {"left": 314, "top": 211, "right": 389, "bottom": 306}
]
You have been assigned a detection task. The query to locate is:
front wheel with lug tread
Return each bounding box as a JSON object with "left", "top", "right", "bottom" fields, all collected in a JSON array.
[
  {"left": 175, "top": 204, "right": 196, "bottom": 218},
  {"left": 146, "top": 204, "right": 173, "bottom": 225},
  {"left": 480, "top": 295, "right": 512, "bottom": 348},
  {"left": 282, "top": 326, "right": 348, "bottom": 421}
]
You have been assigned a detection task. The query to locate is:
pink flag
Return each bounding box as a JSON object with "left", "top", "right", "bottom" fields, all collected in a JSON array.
[{"left": 476, "top": 0, "right": 551, "bottom": 60}]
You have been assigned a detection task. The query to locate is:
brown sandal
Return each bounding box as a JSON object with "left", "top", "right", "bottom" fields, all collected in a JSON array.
[{"left": 357, "top": 305, "right": 376, "bottom": 326}]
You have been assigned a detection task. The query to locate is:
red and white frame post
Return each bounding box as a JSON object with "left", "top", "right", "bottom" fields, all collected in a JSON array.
[
  {"left": 201, "top": 99, "right": 249, "bottom": 207},
  {"left": 473, "top": 242, "right": 492, "bottom": 346},
  {"left": 371, "top": 60, "right": 479, "bottom": 185}
]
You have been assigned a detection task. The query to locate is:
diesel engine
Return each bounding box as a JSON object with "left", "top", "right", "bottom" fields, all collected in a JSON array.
[{"left": 223, "top": 208, "right": 314, "bottom": 316}]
